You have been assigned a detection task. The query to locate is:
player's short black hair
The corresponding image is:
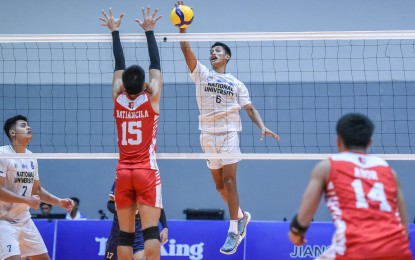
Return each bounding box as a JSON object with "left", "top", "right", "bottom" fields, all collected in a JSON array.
[
  {"left": 122, "top": 65, "right": 145, "bottom": 95},
  {"left": 336, "top": 113, "right": 374, "bottom": 149},
  {"left": 3, "top": 115, "right": 28, "bottom": 140},
  {"left": 211, "top": 42, "right": 231, "bottom": 58}
]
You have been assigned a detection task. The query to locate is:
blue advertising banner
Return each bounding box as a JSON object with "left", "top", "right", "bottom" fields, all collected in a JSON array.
[
  {"left": 55, "top": 220, "right": 112, "bottom": 260},
  {"left": 34, "top": 220, "right": 56, "bottom": 257},
  {"left": 33, "top": 220, "right": 415, "bottom": 260}
]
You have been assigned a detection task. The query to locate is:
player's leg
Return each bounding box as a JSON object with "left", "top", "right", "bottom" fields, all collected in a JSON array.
[
  {"left": 221, "top": 131, "right": 251, "bottom": 238},
  {"left": 219, "top": 131, "right": 251, "bottom": 254},
  {"left": 26, "top": 253, "right": 50, "bottom": 260},
  {"left": 117, "top": 205, "right": 137, "bottom": 259},
  {"left": 219, "top": 162, "right": 241, "bottom": 255},
  {"left": 132, "top": 215, "right": 145, "bottom": 260},
  {"left": 133, "top": 250, "right": 145, "bottom": 260},
  {"left": 0, "top": 220, "right": 23, "bottom": 260},
  {"left": 221, "top": 163, "right": 239, "bottom": 222},
  {"left": 210, "top": 168, "right": 228, "bottom": 203},
  {"left": 19, "top": 220, "right": 49, "bottom": 260},
  {"left": 115, "top": 167, "right": 137, "bottom": 260},
  {"left": 105, "top": 216, "right": 120, "bottom": 260},
  {"left": 137, "top": 203, "right": 161, "bottom": 260},
  {"left": 4, "top": 256, "right": 21, "bottom": 260},
  {"left": 201, "top": 132, "right": 229, "bottom": 203},
  {"left": 132, "top": 168, "right": 162, "bottom": 260}
]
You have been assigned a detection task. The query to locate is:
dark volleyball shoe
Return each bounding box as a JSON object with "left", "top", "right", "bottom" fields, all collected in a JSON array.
[
  {"left": 219, "top": 232, "right": 241, "bottom": 255},
  {"left": 238, "top": 211, "right": 251, "bottom": 241}
]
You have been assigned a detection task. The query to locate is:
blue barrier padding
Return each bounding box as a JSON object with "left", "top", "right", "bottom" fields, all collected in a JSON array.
[{"left": 34, "top": 220, "right": 415, "bottom": 260}]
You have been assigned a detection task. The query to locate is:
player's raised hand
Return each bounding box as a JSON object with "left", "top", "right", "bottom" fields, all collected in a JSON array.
[
  {"left": 135, "top": 6, "right": 162, "bottom": 32},
  {"left": 100, "top": 7, "right": 125, "bottom": 32},
  {"left": 59, "top": 198, "right": 75, "bottom": 212},
  {"left": 27, "top": 195, "right": 40, "bottom": 210},
  {"left": 261, "top": 127, "right": 280, "bottom": 141}
]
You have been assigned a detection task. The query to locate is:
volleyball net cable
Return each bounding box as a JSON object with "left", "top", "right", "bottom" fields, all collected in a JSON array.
[{"left": 1, "top": 31, "right": 415, "bottom": 160}]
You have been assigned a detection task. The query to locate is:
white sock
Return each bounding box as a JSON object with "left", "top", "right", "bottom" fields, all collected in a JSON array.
[
  {"left": 238, "top": 208, "right": 244, "bottom": 219},
  {"left": 228, "top": 220, "right": 238, "bottom": 234}
]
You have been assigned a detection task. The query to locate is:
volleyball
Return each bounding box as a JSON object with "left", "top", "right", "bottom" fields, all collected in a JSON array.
[{"left": 170, "top": 5, "right": 194, "bottom": 29}]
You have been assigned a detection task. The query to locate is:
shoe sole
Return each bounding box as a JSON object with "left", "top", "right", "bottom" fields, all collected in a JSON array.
[{"left": 240, "top": 212, "right": 252, "bottom": 241}]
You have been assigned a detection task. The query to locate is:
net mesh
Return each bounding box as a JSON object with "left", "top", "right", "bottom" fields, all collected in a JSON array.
[{"left": 1, "top": 31, "right": 415, "bottom": 159}]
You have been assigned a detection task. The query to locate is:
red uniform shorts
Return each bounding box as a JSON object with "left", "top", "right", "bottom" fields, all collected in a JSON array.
[{"left": 115, "top": 164, "right": 162, "bottom": 209}]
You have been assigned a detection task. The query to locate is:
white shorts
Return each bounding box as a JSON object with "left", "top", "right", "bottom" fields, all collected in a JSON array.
[
  {"left": 0, "top": 219, "right": 48, "bottom": 259},
  {"left": 200, "top": 131, "right": 241, "bottom": 169}
]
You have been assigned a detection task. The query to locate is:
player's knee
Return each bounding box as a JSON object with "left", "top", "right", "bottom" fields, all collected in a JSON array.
[
  {"left": 223, "top": 176, "right": 235, "bottom": 186},
  {"left": 118, "top": 231, "right": 135, "bottom": 247},
  {"left": 142, "top": 226, "right": 160, "bottom": 243}
]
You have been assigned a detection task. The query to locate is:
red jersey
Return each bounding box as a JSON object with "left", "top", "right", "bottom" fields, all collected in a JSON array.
[
  {"left": 114, "top": 91, "right": 159, "bottom": 169},
  {"left": 319, "top": 152, "right": 412, "bottom": 259}
]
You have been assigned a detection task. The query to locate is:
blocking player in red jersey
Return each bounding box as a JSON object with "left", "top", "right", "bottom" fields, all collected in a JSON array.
[
  {"left": 100, "top": 6, "right": 163, "bottom": 260},
  {"left": 288, "top": 113, "right": 412, "bottom": 260}
]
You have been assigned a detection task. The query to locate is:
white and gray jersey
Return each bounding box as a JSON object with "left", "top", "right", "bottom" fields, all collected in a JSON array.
[
  {"left": 189, "top": 61, "right": 252, "bottom": 133},
  {"left": 0, "top": 145, "right": 39, "bottom": 222}
]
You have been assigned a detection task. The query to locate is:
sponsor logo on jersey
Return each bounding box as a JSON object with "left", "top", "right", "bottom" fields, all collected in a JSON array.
[
  {"left": 31, "top": 161, "right": 34, "bottom": 169},
  {"left": 22, "top": 164, "right": 28, "bottom": 169},
  {"left": 128, "top": 102, "right": 134, "bottom": 109},
  {"left": 289, "top": 245, "right": 329, "bottom": 258}
]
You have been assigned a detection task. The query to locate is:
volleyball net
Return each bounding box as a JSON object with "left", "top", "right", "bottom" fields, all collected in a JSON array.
[{"left": 1, "top": 31, "right": 415, "bottom": 160}]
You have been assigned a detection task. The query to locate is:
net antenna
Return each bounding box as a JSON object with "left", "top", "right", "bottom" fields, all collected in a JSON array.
[{"left": 1, "top": 31, "right": 415, "bottom": 160}]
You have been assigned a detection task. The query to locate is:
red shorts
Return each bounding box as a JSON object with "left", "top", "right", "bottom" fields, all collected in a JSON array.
[{"left": 115, "top": 164, "right": 162, "bottom": 209}]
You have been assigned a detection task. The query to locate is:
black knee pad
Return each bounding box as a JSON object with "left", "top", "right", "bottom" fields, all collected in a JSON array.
[
  {"left": 118, "top": 231, "right": 135, "bottom": 247},
  {"left": 143, "top": 226, "right": 160, "bottom": 242}
]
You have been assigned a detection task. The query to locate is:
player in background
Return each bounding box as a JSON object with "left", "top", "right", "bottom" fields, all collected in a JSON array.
[
  {"left": 105, "top": 181, "right": 168, "bottom": 260},
  {"left": 0, "top": 115, "right": 74, "bottom": 260},
  {"left": 289, "top": 113, "right": 412, "bottom": 260},
  {"left": 176, "top": 0, "right": 280, "bottom": 255},
  {"left": 100, "top": 6, "right": 163, "bottom": 260}
]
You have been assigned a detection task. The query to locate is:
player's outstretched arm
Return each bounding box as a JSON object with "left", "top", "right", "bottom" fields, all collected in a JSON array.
[
  {"left": 288, "top": 160, "right": 329, "bottom": 246},
  {"left": 32, "top": 181, "right": 74, "bottom": 211},
  {"left": 135, "top": 6, "right": 163, "bottom": 112},
  {"left": 392, "top": 169, "right": 410, "bottom": 237},
  {"left": 99, "top": 8, "right": 126, "bottom": 101},
  {"left": 0, "top": 176, "right": 40, "bottom": 209},
  {"left": 243, "top": 103, "right": 280, "bottom": 141},
  {"left": 177, "top": 1, "right": 197, "bottom": 72}
]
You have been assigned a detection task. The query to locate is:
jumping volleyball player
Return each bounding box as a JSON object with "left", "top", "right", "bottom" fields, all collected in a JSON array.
[
  {"left": 100, "top": 6, "right": 163, "bottom": 260},
  {"left": 289, "top": 113, "right": 413, "bottom": 260},
  {"left": 176, "top": 0, "right": 280, "bottom": 255}
]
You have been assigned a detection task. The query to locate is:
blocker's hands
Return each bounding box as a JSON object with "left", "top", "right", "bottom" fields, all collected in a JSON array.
[{"left": 100, "top": 7, "right": 125, "bottom": 32}]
